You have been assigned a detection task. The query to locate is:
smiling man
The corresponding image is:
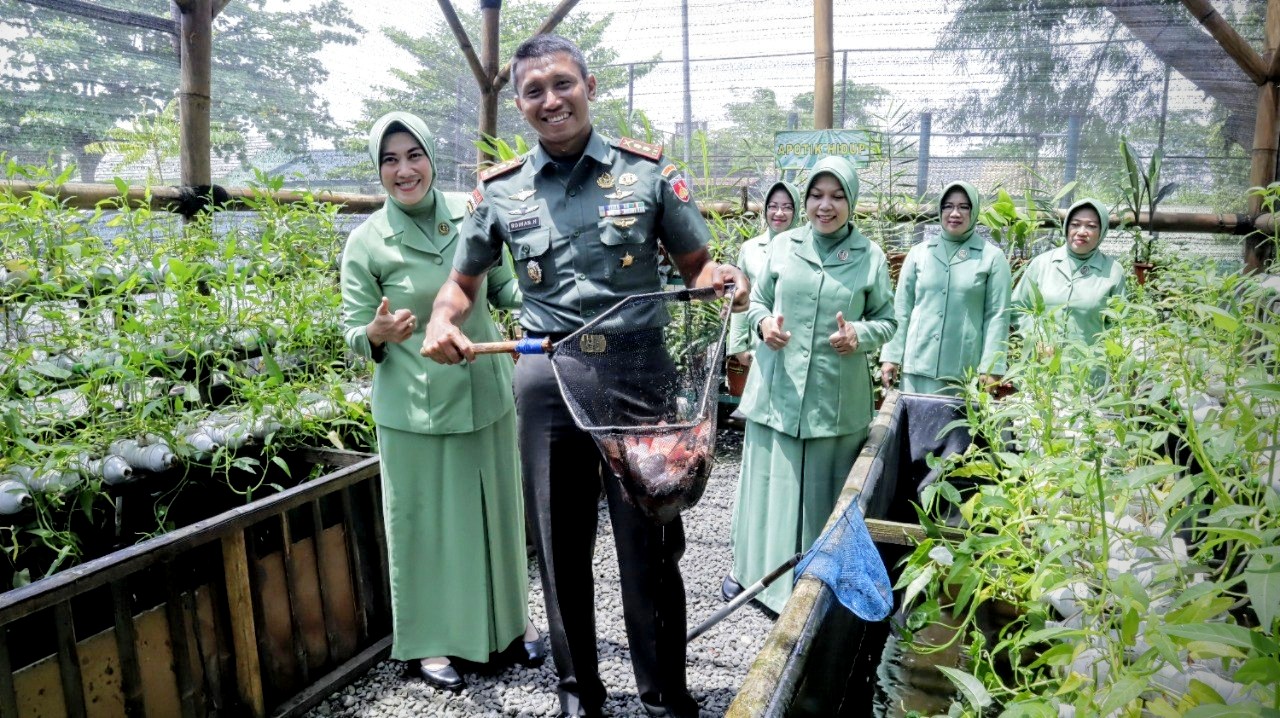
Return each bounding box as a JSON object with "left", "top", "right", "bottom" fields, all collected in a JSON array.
[{"left": 421, "top": 34, "right": 746, "bottom": 718}]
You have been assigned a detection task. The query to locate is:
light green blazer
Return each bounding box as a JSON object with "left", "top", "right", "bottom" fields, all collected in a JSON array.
[
  {"left": 341, "top": 192, "right": 522, "bottom": 435},
  {"left": 739, "top": 225, "right": 897, "bottom": 439},
  {"left": 1012, "top": 245, "right": 1126, "bottom": 346}
]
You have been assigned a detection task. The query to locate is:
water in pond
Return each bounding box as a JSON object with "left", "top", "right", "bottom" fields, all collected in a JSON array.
[{"left": 872, "top": 610, "right": 966, "bottom": 717}]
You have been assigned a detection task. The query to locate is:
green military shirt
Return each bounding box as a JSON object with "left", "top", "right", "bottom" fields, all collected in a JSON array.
[
  {"left": 726, "top": 231, "right": 774, "bottom": 355},
  {"left": 1012, "top": 245, "right": 1127, "bottom": 346},
  {"left": 739, "top": 225, "right": 897, "bottom": 439},
  {"left": 880, "top": 234, "right": 1012, "bottom": 379},
  {"left": 341, "top": 191, "right": 521, "bottom": 435},
  {"left": 454, "top": 130, "right": 710, "bottom": 333}
]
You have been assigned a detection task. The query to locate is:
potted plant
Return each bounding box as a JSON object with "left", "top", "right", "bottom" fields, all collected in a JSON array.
[
  {"left": 1118, "top": 137, "right": 1178, "bottom": 284},
  {"left": 979, "top": 181, "right": 1077, "bottom": 269}
]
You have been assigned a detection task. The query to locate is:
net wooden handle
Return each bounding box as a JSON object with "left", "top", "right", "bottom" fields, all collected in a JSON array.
[{"left": 469, "top": 337, "right": 552, "bottom": 355}]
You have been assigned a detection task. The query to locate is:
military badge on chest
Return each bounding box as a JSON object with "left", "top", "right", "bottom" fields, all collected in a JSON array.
[
  {"left": 507, "top": 204, "right": 540, "bottom": 232},
  {"left": 527, "top": 260, "right": 543, "bottom": 284}
]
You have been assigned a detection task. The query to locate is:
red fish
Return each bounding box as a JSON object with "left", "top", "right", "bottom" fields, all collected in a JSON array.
[{"left": 595, "top": 418, "right": 716, "bottom": 524}]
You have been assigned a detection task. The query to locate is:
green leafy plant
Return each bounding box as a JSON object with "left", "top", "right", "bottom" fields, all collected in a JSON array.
[{"left": 1118, "top": 137, "right": 1179, "bottom": 265}]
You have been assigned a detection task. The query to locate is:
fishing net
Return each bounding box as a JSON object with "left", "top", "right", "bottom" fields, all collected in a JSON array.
[
  {"left": 540, "top": 285, "right": 731, "bottom": 524},
  {"left": 794, "top": 501, "right": 894, "bottom": 621}
]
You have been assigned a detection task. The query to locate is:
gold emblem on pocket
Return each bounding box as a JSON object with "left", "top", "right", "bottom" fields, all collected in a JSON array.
[
  {"left": 621, "top": 252, "right": 634, "bottom": 268},
  {"left": 527, "top": 260, "right": 543, "bottom": 284},
  {"left": 579, "top": 334, "right": 607, "bottom": 353}
]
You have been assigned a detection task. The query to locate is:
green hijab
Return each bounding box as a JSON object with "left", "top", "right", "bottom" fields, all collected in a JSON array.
[
  {"left": 368, "top": 111, "right": 443, "bottom": 227},
  {"left": 804, "top": 156, "right": 861, "bottom": 243},
  {"left": 1064, "top": 198, "right": 1110, "bottom": 260},
  {"left": 762, "top": 180, "right": 803, "bottom": 239},
  {"left": 939, "top": 180, "right": 981, "bottom": 243}
]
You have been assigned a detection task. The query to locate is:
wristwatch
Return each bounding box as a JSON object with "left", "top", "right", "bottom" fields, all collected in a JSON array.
[{"left": 755, "top": 319, "right": 765, "bottom": 341}]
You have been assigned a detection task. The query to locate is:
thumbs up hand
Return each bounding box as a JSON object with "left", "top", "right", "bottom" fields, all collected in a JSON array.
[
  {"left": 367, "top": 296, "right": 418, "bottom": 347},
  {"left": 828, "top": 311, "right": 859, "bottom": 355},
  {"left": 759, "top": 314, "right": 791, "bottom": 350}
]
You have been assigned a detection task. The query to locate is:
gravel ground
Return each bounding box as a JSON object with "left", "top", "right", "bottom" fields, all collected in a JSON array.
[{"left": 307, "top": 423, "right": 775, "bottom": 718}]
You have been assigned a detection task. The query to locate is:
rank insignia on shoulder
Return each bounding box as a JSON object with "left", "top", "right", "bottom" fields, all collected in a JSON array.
[
  {"left": 479, "top": 157, "right": 524, "bottom": 182},
  {"left": 509, "top": 216, "right": 540, "bottom": 232},
  {"left": 615, "top": 136, "right": 663, "bottom": 161},
  {"left": 660, "top": 163, "right": 678, "bottom": 178},
  {"left": 509, "top": 188, "right": 536, "bottom": 201},
  {"left": 669, "top": 175, "right": 691, "bottom": 203}
]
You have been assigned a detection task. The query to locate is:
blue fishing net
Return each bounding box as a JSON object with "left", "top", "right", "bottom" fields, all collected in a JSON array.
[{"left": 794, "top": 501, "right": 894, "bottom": 621}]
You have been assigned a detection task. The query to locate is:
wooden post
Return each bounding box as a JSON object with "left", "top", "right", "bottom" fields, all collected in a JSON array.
[
  {"left": 222, "top": 531, "right": 265, "bottom": 718},
  {"left": 478, "top": 0, "right": 502, "bottom": 165},
  {"left": 1251, "top": 0, "right": 1280, "bottom": 212},
  {"left": 176, "top": 0, "right": 212, "bottom": 188},
  {"left": 813, "top": 0, "right": 834, "bottom": 129},
  {"left": 1180, "top": 0, "right": 1268, "bottom": 84}
]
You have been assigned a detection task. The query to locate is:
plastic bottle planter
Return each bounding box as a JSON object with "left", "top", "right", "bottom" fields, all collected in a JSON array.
[
  {"left": 0, "top": 479, "right": 33, "bottom": 515},
  {"left": 108, "top": 438, "right": 178, "bottom": 473}
]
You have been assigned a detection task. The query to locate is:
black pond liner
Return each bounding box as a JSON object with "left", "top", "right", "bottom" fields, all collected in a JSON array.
[{"left": 733, "top": 391, "right": 975, "bottom": 717}]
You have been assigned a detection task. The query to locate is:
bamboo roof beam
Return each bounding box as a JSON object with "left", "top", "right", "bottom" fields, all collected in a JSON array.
[
  {"left": 1180, "top": 0, "right": 1268, "bottom": 85},
  {"left": 17, "top": 0, "right": 174, "bottom": 34},
  {"left": 435, "top": 0, "right": 491, "bottom": 92}
]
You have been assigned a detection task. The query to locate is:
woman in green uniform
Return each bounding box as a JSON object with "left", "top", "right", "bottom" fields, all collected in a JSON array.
[
  {"left": 726, "top": 156, "right": 897, "bottom": 612},
  {"left": 726, "top": 181, "right": 803, "bottom": 365},
  {"left": 340, "top": 111, "right": 540, "bottom": 691},
  {"left": 880, "top": 181, "right": 1012, "bottom": 395},
  {"left": 1012, "top": 198, "right": 1127, "bottom": 349}
]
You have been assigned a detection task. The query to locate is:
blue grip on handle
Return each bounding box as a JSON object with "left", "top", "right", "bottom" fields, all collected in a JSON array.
[{"left": 514, "top": 337, "right": 549, "bottom": 355}]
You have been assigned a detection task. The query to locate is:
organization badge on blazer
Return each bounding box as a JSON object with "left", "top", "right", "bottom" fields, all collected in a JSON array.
[
  {"left": 957, "top": 248, "right": 970, "bottom": 261},
  {"left": 618, "top": 172, "right": 639, "bottom": 186},
  {"left": 837, "top": 249, "right": 849, "bottom": 261},
  {"left": 438, "top": 222, "right": 450, "bottom": 235},
  {"left": 1080, "top": 266, "right": 1091, "bottom": 276},
  {"left": 527, "top": 259, "right": 543, "bottom": 284},
  {"left": 596, "top": 173, "right": 615, "bottom": 189}
]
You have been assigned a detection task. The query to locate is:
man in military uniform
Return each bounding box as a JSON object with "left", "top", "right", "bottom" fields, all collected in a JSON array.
[{"left": 422, "top": 34, "right": 746, "bottom": 718}]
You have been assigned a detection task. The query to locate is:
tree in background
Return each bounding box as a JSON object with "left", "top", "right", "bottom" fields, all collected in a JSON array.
[
  {"left": 84, "top": 99, "right": 243, "bottom": 185},
  {"left": 0, "top": 0, "right": 359, "bottom": 182},
  {"left": 354, "top": 2, "right": 657, "bottom": 190}
]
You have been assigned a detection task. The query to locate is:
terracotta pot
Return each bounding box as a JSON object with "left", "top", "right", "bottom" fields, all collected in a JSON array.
[
  {"left": 725, "top": 355, "right": 749, "bottom": 397},
  {"left": 1133, "top": 261, "right": 1155, "bottom": 285}
]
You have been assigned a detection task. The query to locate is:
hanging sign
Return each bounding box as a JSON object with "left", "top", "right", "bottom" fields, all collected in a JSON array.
[{"left": 774, "top": 129, "right": 872, "bottom": 170}]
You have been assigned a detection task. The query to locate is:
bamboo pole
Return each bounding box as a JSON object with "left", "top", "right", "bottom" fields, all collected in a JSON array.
[
  {"left": 813, "top": 0, "right": 834, "bottom": 129},
  {"left": 1250, "top": 0, "right": 1280, "bottom": 213},
  {"left": 177, "top": 0, "right": 213, "bottom": 188},
  {"left": 435, "top": 0, "right": 490, "bottom": 91},
  {"left": 478, "top": 0, "right": 502, "bottom": 165},
  {"left": 1180, "top": 0, "right": 1268, "bottom": 85},
  {"left": 0, "top": 180, "right": 765, "bottom": 220},
  {"left": 493, "top": 0, "right": 583, "bottom": 92}
]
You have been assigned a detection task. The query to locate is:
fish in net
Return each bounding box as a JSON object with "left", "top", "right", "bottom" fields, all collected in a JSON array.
[{"left": 440, "top": 284, "right": 732, "bottom": 524}]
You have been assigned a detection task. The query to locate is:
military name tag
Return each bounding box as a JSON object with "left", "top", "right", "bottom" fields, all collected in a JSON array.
[
  {"left": 598, "top": 201, "right": 648, "bottom": 218},
  {"left": 604, "top": 190, "right": 633, "bottom": 200},
  {"left": 618, "top": 173, "right": 639, "bottom": 186},
  {"left": 509, "top": 188, "right": 536, "bottom": 201},
  {"left": 527, "top": 260, "right": 543, "bottom": 283},
  {"left": 509, "top": 216, "right": 540, "bottom": 232}
]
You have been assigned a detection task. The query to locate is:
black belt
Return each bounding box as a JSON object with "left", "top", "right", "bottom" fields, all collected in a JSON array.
[{"left": 524, "top": 327, "right": 665, "bottom": 353}]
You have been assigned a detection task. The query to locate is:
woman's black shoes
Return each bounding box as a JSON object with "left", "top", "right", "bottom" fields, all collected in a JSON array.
[
  {"left": 411, "top": 661, "right": 466, "bottom": 692},
  {"left": 511, "top": 634, "right": 548, "bottom": 668},
  {"left": 721, "top": 574, "right": 745, "bottom": 602}
]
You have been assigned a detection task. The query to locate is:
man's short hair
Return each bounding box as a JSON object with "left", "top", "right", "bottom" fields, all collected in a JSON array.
[{"left": 511, "top": 34, "right": 589, "bottom": 90}]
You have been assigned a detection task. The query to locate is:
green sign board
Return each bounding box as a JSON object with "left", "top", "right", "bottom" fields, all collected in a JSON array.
[{"left": 774, "top": 129, "right": 873, "bottom": 170}]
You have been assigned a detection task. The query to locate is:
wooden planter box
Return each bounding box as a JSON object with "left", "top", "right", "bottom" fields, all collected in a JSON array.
[
  {"left": 0, "top": 449, "right": 390, "bottom": 718},
  {"left": 728, "top": 391, "right": 975, "bottom": 717}
]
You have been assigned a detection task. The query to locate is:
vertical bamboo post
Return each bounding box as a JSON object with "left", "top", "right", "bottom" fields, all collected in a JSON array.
[
  {"left": 813, "top": 0, "right": 834, "bottom": 129},
  {"left": 222, "top": 531, "right": 265, "bottom": 718},
  {"left": 478, "top": 0, "right": 502, "bottom": 166},
  {"left": 177, "top": 0, "right": 213, "bottom": 188},
  {"left": 1251, "top": 0, "right": 1280, "bottom": 213}
]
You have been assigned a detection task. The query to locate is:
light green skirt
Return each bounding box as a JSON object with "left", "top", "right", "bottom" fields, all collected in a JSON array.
[
  {"left": 730, "top": 421, "right": 868, "bottom": 613},
  {"left": 377, "top": 412, "right": 527, "bottom": 661}
]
